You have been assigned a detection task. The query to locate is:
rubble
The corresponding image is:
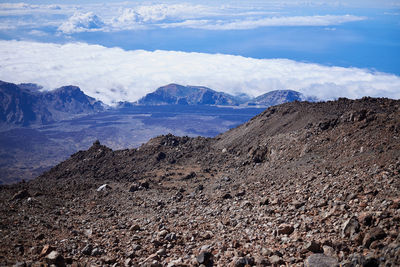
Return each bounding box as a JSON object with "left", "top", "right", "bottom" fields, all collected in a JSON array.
[{"left": 1, "top": 98, "right": 399, "bottom": 266}]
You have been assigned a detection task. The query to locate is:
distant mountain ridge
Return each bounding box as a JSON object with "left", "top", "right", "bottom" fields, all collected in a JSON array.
[
  {"left": 1, "top": 80, "right": 317, "bottom": 127},
  {"left": 136, "top": 83, "right": 315, "bottom": 107},
  {"left": 0, "top": 80, "right": 104, "bottom": 126}
]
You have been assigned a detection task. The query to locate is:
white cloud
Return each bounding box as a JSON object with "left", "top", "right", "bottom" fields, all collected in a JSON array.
[
  {"left": 110, "top": 4, "right": 222, "bottom": 30},
  {"left": 0, "top": 40, "right": 399, "bottom": 105},
  {"left": 58, "top": 12, "right": 105, "bottom": 34},
  {"left": 28, "top": 30, "right": 48, "bottom": 36},
  {"left": 161, "top": 14, "right": 366, "bottom": 30},
  {"left": 0, "top": 3, "right": 66, "bottom": 15},
  {"left": 0, "top": 1, "right": 368, "bottom": 33}
]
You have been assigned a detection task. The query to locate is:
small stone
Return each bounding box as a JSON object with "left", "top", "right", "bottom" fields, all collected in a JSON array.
[
  {"left": 261, "top": 248, "right": 273, "bottom": 257},
  {"left": 363, "top": 227, "right": 386, "bottom": 248},
  {"left": 102, "top": 256, "right": 117, "bottom": 264},
  {"left": 124, "top": 258, "right": 132, "bottom": 267},
  {"left": 322, "top": 246, "right": 336, "bottom": 258},
  {"left": 96, "top": 184, "right": 111, "bottom": 192},
  {"left": 126, "top": 250, "right": 136, "bottom": 258},
  {"left": 305, "top": 241, "right": 322, "bottom": 253},
  {"left": 254, "top": 256, "right": 270, "bottom": 266},
  {"left": 358, "top": 212, "right": 373, "bottom": 226},
  {"left": 13, "top": 262, "right": 26, "bottom": 267},
  {"left": 144, "top": 253, "right": 160, "bottom": 263},
  {"left": 15, "top": 244, "right": 24, "bottom": 255},
  {"left": 81, "top": 244, "right": 93, "bottom": 255},
  {"left": 129, "top": 183, "right": 140, "bottom": 192},
  {"left": 222, "top": 193, "right": 232, "bottom": 199},
  {"left": 158, "top": 230, "right": 168, "bottom": 238},
  {"left": 130, "top": 224, "right": 140, "bottom": 231},
  {"left": 278, "top": 224, "right": 294, "bottom": 235},
  {"left": 91, "top": 248, "right": 102, "bottom": 256},
  {"left": 150, "top": 260, "right": 162, "bottom": 267},
  {"left": 235, "top": 190, "right": 246, "bottom": 197},
  {"left": 390, "top": 198, "right": 400, "bottom": 209},
  {"left": 132, "top": 244, "right": 142, "bottom": 251},
  {"left": 139, "top": 181, "right": 149, "bottom": 189},
  {"left": 234, "top": 256, "right": 254, "bottom": 267},
  {"left": 197, "top": 251, "right": 213, "bottom": 266},
  {"left": 269, "top": 255, "right": 284, "bottom": 265},
  {"left": 46, "top": 251, "right": 65, "bottom": 266},
  {"left": 363, "top": 256, "right": 379, "bottom": 267},
  {"left": 35, "top": 233, "right": 45, "bottom": 240},
  {"left": 292, "top": 200, "right": 305, "bottom": 209},
  {"left": 12, "top": 190, "right": 30, "bottom": 200},
  {"left": 156, "top": 152, "right": 166, "bottom": 161},
  {"left": 167, "top": 258, "right": 183, "bottom": 267},
  {"left": 342, "top": 216, "right": 360, "bottom": 238},
  {"left": 39, "top": 244, "right": 54, "bottom": 258},
  {"left": 353, "top": 232, "right": 365, "bottom": 246},
  {"left": 165, "top": 232, "right": 177, "bottom": 242},
  {"left": 305, "top": 254, "right": 339, "bottom": 267},
  {"left": 259, "top": 198, "right": 269, "bottom": 206},
  {"left": 156, "top": 248, "right": 166, "bottom": 257}
]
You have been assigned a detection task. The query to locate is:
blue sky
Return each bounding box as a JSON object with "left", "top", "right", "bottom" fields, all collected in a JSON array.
[{"left": 0, "top": 0, "right": 399, "bottom": 104}]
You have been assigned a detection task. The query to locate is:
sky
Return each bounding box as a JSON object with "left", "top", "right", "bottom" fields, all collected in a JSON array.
[{"left": 0, "top": 0, "right": 399, "bottom": 105}]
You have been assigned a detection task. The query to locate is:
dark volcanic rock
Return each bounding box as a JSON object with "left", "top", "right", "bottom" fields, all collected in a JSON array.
[
  {"left": 197, "top": 251, "right": 213, "bottom": 266},
  {"left": 363, "top": 227, "right": 387, "bottom": 248},
  {"left": 11, "top": 189, "right": 30, "bottom": 200}
]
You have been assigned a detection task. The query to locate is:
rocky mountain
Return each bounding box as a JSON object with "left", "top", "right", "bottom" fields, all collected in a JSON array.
[
  {"left": 137, "top": 84, "right": 241, "bottom": 106},
  {"left": 247, "top": 89, "right": 314, "bottom": 106},
  {"left": 1, "top": 97, "right": 399, "bottom": 266},
  {"left": 136, "top": 84, "right": 317, "bottom": 108},
  {"left": 0, "top": 81, "right": 104, "bottom": 126}
]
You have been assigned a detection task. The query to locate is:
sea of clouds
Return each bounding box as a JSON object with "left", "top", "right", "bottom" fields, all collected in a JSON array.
[{"left": 1, "top": 40, "right": 399, "bottom": 105}]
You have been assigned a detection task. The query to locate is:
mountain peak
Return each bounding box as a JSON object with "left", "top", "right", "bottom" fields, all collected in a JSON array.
[
  {"left": 136, "top": 84, "right": 317, "bottom": 107},
  {"left": 0, "top": 81, "right": 105, "bottom": 126},
  {"left": 137, "top": 84, "right": 239, "bottom": 106},
  {"left": 250, "top": 89, "right": 312, "bottom": 106}
]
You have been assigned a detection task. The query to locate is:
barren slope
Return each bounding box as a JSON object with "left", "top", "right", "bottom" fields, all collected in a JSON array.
[{"left": 0, "top": 97, "right": 399, "bottom": 267}]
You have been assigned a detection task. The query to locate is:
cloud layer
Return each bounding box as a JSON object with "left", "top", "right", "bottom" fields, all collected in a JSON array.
[
  {"left": 160, "top": 14, "right": 366, "bottom": 30},
  {"left": 0, "top": 40, "right": 399, "bottom": 105},
  {"left": 0, "top": 2, "right": 368, "bottom": 33}
]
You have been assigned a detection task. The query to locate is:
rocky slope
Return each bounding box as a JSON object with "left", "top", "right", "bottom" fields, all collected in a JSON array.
[
  {"left": 0, "top": 97, "right": 399, "bottom": 266},
  {"left": 0, "top": 81, "right": 104, "bottom": 126}
]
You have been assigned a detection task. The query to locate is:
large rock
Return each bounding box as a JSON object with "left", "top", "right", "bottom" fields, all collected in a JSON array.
[
  {"left": 363, "top": 227, "right": 387, "bottom": 248},
  {"left": 305, "top": 254, "right": 339, "bottom": 267}
]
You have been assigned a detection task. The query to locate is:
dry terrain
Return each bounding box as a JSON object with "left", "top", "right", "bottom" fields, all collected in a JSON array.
[{"left": 0, "top": 97, "right": 399, "bottom": 266}]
